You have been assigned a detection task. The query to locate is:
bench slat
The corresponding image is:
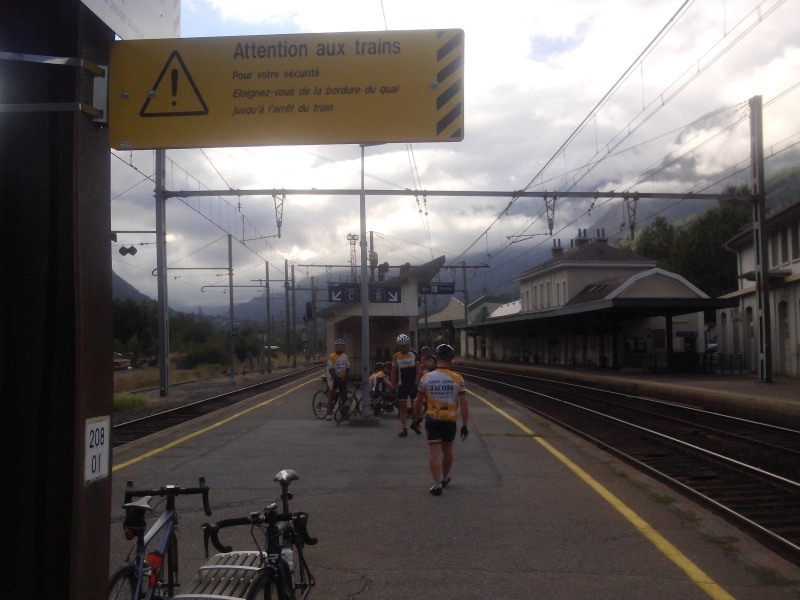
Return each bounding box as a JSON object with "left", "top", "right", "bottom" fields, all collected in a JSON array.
[{"left": 176, "top": 551, "right": 267, "bottom": 599}]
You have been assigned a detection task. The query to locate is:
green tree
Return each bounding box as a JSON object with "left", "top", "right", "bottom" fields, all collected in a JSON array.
[
  {"left": 627, "top": 185, "right": 751, "bottom": 298},
  {"left": 670, "top": 185, "right": 751, "bottom": 297},
  {"left": 632, "top": 216, "right": 678, "bottom": 271}
]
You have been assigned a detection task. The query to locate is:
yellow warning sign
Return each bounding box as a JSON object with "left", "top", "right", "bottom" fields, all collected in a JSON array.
[{"left": 108, "top": 29, "right": 464, "bottom": 150}]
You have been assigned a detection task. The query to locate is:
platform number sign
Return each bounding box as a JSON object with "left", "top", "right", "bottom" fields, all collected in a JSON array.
[{"left": 84, "top": 416, "right": 111, "bottom": 483}]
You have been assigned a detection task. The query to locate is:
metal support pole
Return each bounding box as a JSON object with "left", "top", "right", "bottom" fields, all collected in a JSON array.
[
  {"left": 291, "top": 263, "right": 297, "bottom": 368},
  {"left": 285, "top": 259, "right": 291, "bottom": 365},
  {"left": 228, "top": 234, "right": 235, "bottom": 382},
  {"left": 155, "top": 149, "right": 170, "bottom": 395},
  {"left": 266, "top": 262, "right": 272, "bottom": 373},
  {"left": 462, "top": 261, "right": 469, "bottom": 357},
  {"left": 310, "top": 276, "right": 317, "bottom": 359},
  {"left": 360, "top": 145, "right": 371, "bottom": 413},
  {"left": 749, "top": 95, "right": 772, "bottom": 382}
]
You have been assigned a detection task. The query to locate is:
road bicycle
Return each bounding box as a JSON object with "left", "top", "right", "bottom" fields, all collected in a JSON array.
[
  {"left": 108, "top": 478, "right": 212, "bottom": 600},
  {"left": 333, "top": 380, "right": 362, "bottom": 424},
  {"left": 368, "top": 390, "right": 396, "bottom": 417},
  {"left": 200, "top": 469, "right": 317, "bottom": 600},
  {"left": 310, "top": 376, "right": 330, "bottom": 419},
  {"left": 311, "top": 375, "right": 361, "bottom": 422}
]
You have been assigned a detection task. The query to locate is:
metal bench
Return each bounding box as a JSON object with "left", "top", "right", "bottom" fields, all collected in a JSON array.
[{"left": 174, "top": 550, "right": 265, "bottom": 600}]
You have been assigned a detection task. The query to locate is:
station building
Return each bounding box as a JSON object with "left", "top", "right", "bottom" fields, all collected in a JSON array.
[
  {"left": 317, "top": 255, "right": 446, "bottom": 375},
  {"left": 461, "top": 229, "right": 736, "bottom": 373},
  {"left": 715, "top": 199, "right": 800, "bottom": 377},
  {"left": 319, "top": 228, "right": 745, "bottom": 376}
]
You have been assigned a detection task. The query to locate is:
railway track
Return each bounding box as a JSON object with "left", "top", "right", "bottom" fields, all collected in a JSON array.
[
  {"left": 457, "top": 364, "right": 800, "bottom": 566},
  {"left": 112, "top": 366, "right": 320, "bottom": 447}
]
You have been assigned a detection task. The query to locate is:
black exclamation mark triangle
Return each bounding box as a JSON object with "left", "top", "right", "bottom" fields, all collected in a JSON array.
[{"left": 140, "top": 51, "right": 209, "bottom": 118}]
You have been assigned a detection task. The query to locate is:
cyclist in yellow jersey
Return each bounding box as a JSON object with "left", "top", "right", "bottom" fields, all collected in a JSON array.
[
  {"left": 326, "top": 338, "right": 350, "bottom": 420},
  {"left": 389, "top": 333, "right": 420, "bottom": 437},
  {"left": 412, "top": 344, "right": 469, "bottom": 496},
  {"left": 415, "top": 346, "right": 436, "bottom": 382},
  {"left": 369, "top": 362, "right": 385, "bottom": 398}
]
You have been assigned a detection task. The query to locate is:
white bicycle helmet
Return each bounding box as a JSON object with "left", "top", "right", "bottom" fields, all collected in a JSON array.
[
  {"left": 334, "top": 338, "right": 345, "bottom": 345},
  {"left": 396, "top": 333, "right": 410, "bottom": 345}
]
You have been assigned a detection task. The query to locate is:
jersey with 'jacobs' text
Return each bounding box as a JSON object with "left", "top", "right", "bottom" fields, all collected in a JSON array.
[{"left": 418, "top": 368, "right": 465, "bottom": 422}]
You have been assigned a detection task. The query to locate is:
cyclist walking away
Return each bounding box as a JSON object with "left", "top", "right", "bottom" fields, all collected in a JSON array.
[
  {"left": 411, "top": 344, "right": 469, "bottom": 496},
  {"left": 389, "top": 333, "right": 420, "bottom": 437},
  {"left": 326, "top": 338, "right": 350, "bottom": 421}
]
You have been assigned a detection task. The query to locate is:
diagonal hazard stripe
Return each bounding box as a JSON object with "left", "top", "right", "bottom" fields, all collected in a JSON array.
[
  {"left": 435, "top": 29, "right": 464, "bottom": 140},
  {"left": 437, "top": 105, "right": 462, "bottom": 136}
]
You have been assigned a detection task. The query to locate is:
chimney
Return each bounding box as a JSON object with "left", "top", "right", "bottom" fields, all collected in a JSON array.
[
  {"left": 574, "top": 228, "right": 589, "bottom": 247},
  {"left": 597, "top": 228, "right": 607, "bottom": 243},
  {"left": 551, "top": 238, "right": 564, "bottom": 256}
]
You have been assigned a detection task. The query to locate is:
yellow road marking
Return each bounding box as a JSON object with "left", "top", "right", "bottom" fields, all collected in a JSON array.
[
  {"left": 113, "top": 378, "right": 317, "bottom": 472},
  {"left": 470, "top": 389, "right": 735, "bottom": 600}
]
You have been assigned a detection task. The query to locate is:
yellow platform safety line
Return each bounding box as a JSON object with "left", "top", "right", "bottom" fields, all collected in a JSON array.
[
  {"left": 470, "top": 389, "right": 736, "bottom": 600},
  {"left": 113, "top": 377, "right": 317, "bottom": 472}
]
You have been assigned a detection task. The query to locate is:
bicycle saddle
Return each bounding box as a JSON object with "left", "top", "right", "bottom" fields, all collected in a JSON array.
[{"left": 274, "top": 469, "right": 299, "bottom": 484}]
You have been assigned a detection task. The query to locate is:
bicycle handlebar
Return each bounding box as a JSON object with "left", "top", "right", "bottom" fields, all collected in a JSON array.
[
  {"left": 124, "top": 476, "right": 212, "bottom": 516},
  {"left": 201, "top": 506, "right": 318, "bottom": 557}
]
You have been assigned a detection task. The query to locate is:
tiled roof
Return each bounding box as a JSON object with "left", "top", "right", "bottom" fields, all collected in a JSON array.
[{"left": 515, "top": 239, "right": 653, "bottom": 281}]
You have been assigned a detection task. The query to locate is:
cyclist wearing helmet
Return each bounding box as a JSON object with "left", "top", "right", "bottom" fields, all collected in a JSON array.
[
  {"left": 326, "top": 338, "right": 350, "bottom": 420},
  {"left": 389, "top": 333, "right": 420, "bottom": 437},
  {"left": 369, "top": 361, "right": 387, "bottom": 399},
  {"left": 416, "top": 346, "right": 436, "bottom": 382},
  {"left": 412, "top": 343, "right": 469, "bottom": 496}
]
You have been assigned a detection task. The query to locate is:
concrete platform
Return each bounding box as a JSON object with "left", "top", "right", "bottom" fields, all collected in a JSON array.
[
  {"left": 109, "top": 373, "right": 800, "bottom": 599},
  {"left": 465, "top": 360, "right": 800, "bottom": 427}
]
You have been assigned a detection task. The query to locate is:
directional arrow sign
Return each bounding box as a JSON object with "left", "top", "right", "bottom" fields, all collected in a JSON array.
[
  {"left": 328, "top": 285, "right": 360, "bottom": 302},
  {"left": 419, "top": 283, "right": 455, "bottom": 294},
  {"left": 370, "top": 286, "right": 401, "bottom": 303}
]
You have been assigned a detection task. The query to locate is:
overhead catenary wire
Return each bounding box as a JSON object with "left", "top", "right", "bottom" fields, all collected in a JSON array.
[{"left": 452, "top": 0, "right": 788, "bottom": 266}]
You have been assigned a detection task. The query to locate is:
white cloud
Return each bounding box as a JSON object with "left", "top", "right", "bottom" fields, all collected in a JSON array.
[{"left": 112, "top": 0, "right": 800, "bottom": 308}]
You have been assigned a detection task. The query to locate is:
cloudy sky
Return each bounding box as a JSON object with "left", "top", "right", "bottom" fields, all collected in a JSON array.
[{"left": 110, "top": 0, "right": 800, "bottom": 310}]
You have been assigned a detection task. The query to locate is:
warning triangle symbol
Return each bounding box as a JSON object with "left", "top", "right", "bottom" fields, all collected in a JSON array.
[{"left": 140, "top": 51, "right": 209, "bottom": 118}]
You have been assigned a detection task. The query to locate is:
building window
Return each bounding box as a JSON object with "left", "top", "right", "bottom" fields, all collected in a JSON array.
[
  {"left": 780, "top": 227, "right": 789, "bottom": 265},
  {"left": 533, "top": 286, "right": 538, "bottom": 309},
  {"left": 556, "top": 282, "right": 561, "bottom": 306},
  {"left": 563, "top": 280, "right": 567, "bottom": 303},
  {"left": 770, "top": 233, "right": 779, "bottom": 267},
  {"left": 546, "top": 282, "right": 551, "bottom": 307},
  {"left": 791, "top": 222, "right": 800, "bottom": 261}
]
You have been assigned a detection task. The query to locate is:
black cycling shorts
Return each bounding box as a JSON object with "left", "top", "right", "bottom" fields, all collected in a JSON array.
[
  {"left": 395, "top": 383, "right": 417, "bottom": 401},
  {"left": 425, "top": 416, "right": 457, "bottom": 444}
]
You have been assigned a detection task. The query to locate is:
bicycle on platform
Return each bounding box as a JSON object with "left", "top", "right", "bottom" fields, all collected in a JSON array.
[
  {"left": 108, "top": 477, "right": 212, "bottom": 600},
  {"left": 368, "top": 390, "right": 396, "bottom": 417},
  {"left": 201, "top": 469, "right": 318, "bottom": 600},
  {"left": 311, "top": 375, "right": 361, "bottom": 424},
  {"left": 333, "top": 379, "right": 362, "bottom": 424}
]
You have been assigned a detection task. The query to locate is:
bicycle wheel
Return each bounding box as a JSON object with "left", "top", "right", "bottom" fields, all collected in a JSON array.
[
  {"left": 349, "top": 391, "right": 362, "bottom": 416},
  {"left": 165, "top": 532, "right": 179, "bottom": 596},
  {"left": 334, "top": 394, "right": 352, "bottom": 424},
  {"left": 148, "top": 533, "right": 179, "bottom": 597},
  {"left": 311, "top": 390, "right": 328, "bottom": 419},
  {"left": 108, "top": 565, "right": 138, "bottom": 600},
  {"left": 246, "top": 561, "right": 296, "bottom": 600}
]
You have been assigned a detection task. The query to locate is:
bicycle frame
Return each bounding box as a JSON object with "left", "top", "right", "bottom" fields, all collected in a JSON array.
[
  {"left": 110, "top": 479, "right": 211, "bottom": 600},
  {"left": 123, "top": 498, "right": 179, "bottom": 600},
  {"left": 200, "top": 470, "right": 317, "bottom": 600}
]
